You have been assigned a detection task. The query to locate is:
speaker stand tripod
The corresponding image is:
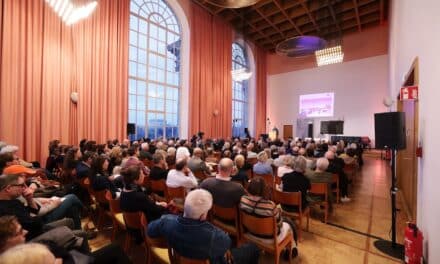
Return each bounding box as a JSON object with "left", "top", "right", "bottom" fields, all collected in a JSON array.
[{"left": 373, "top": 149, "right": 404, "bottom": 259}]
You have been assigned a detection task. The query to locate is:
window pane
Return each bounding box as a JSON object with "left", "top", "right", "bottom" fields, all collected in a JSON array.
[{"left": 129, "top": 0, "right": 181, "bottom": 139}]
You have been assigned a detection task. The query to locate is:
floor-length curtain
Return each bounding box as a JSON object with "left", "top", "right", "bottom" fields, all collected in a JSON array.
[
  {"left": 0, "top": 0, "right": 129, "bottom": 164},
  {"left": 189, "top": 3, "right": 232, "bottom": 138},
  {"left": 255, "top": 45, "right": 267, "bottom": 136}
]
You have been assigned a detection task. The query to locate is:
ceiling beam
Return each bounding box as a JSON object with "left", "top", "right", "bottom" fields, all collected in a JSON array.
[
  {"left": 326, "top": 0, "right": 342, "bottom": 36},
  {"left": 273, "top": 0, "right": 302, "bottom": 35},
  {"left": 253, "top": 6, "right": 286, "bottom": 39},
  {"left": 229, "top": 9, "right": 277, "bottom": 48},
  {"left": 299, "top": 0, "right": 320, "bottom": 33},
  {"left": 352, "top": 0, "right": 362, "bottom": 32}
]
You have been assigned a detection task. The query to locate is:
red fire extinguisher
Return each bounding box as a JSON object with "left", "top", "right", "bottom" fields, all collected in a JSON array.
[{"left": 404, "top": 223, "right": 423, "bottom": 264}]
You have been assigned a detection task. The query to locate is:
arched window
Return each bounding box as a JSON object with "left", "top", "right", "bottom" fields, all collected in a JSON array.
[
  {"left": 232, "top": 43, "right": 249, "bottom": 138},
  {"left": 128, "top": 0, "right": 181, "bottom": 140}
]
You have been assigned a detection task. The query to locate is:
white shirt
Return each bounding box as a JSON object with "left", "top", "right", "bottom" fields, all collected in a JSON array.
[{"left": 166, "top": 169, "right": 198, "bottom": 190}]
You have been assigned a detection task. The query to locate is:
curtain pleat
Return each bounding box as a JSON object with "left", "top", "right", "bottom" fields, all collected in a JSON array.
[
  {"left": 255, "top": 45, "right": 267, "bottom": 136},
  {"left": 0, "top": 0, "right": 129, "bottom": 164},
  {"left": 189, "top": 3, "right": 232, "bottom": 138}
]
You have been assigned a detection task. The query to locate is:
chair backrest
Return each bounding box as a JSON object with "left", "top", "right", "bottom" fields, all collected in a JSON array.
[
  {"left": 93, "top": 189, "right": 109, "bottom": 205},
  {"left": 245, "top": 169, "right": 253, "bottom": 180},
  {"left": 239, "top": 211, "right": 277, "bottom": 242},
  {"left": 211, "top": 204, "right": 238, "bottom": 222},
  {"left": 254, "top": 173, "right": 274, "bottom": 187},
  {"left": 274, "top": 176, "right": 282, "bottom": 186},
  {"left": 105, "top": 190, "right": 121, "bottom": 213},
  {"left": 309, "top": 183, "right": 328, "bottom": 201},
  {"left": 332, "top": 174, "right": 339, "bottom": 187},
  {"left": 150, "top": 179, "right": 167, "bottom": 193},
  {"left": 273, "top": 189, "right": 302, "bottom": 209},
  {"left": 167, "top": 186, "right": 186, "bottom": 201},
  {"left": 247, "top": 157, "right": 257, "bottom": 165},
  {"left": 271, "top": 165, "right": 278, "bottom": 176},
  {"left": 213, "top": 151, "right": 221, "bottom": 161},
  {"left": 193, "top": 170, "right": 206, "bottom": 181},
  {"left": 123, "top": 211, "right": 146, "bottom": 230}
]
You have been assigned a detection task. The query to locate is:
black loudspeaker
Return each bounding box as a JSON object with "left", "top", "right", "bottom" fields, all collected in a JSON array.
[
  {"left": 127, "top": 123, "right": 136, "bottom": 135},
  {"left": 374, "top": 112, "right": 406, "bottom": 150},
  {"left": 307, "top": 123, "right": 313, "bottom": 138}
]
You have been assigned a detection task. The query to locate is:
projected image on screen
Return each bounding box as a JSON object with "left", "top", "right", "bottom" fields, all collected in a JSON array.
[{"left": 299, "top": 92, "right": 334, "bottom": 118}]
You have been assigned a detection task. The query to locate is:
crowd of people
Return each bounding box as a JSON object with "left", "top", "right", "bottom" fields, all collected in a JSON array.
[{"left": 0, "top": 135, "right": 362, "bottom": 263}]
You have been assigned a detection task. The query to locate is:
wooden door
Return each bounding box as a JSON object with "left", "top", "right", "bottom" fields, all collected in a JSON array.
[
  {"left": 397, "top": 100, "right": 418, "bottom": 221},
  {"left": 283, "top": 125, "right": 293, "bottom": 139}
]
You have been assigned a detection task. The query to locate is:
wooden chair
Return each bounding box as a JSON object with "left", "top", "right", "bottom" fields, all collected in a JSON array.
[
  {"left": 169, "top": 249, "right": 209, "bottom": 264},
  {"left": 166, "top": 186, "right": 186, "bottom": 212},
  {"left": 273, "top": 189, "right": 310, "bottom": 240},
  {"left": 309, "top": 183, "right": 329, "bottom": 223},
  {"left": 210, "top": 205, "right": 240, "bottom": 240},
  {"left": 247, "top": 157, "right": 257, "bottom": 166},
  {"left": 271, "top": 165, "right": 278, "bottom": 177},
  {"left": 150, "top": 179, "right": 167, "bottom": 200},
  {"left": 123, "top": 212, "right": 172, "bottom": 264},
  {"left": 84, "top": 180, "right": 110, "bottom": 230},
  {"left": 193, "top": 170, "right": 207, "bottom": 181},
  {"left": 122, "top": 211, "right": 146, "bottom": 255},
  {"left": 239, "top": 211, "right": 294, "bottom": 264},
  {"left": 254, "top": 173, "right": 274, "bottom": 199},
  {"left": 343, "top": 163, "right": 357, "bottom": 182},
  {"left": 331, "top": 173, "right": 340, "bottom": 203},
  {"left": 104, "top": 190, "right": 127, "bottom": 242}
]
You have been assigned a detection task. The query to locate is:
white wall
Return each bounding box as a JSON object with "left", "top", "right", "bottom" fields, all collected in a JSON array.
[
  {"left": 389, "top": 1, "right": 440, "bottom": 262},
  {"left": 267, "top": 55, "right": 389, "bottom": 143}
]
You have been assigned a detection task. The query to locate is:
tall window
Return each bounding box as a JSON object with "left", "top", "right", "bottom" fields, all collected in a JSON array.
[
  {"left": 232, "top": 43, "right": 249, "bottom": 138},
  {"left": 129, "top": 0, "right": 181, "bottom": 140}
]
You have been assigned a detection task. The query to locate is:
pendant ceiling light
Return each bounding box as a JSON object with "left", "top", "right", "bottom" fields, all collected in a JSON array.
[
  {"left": 206, "top": 0, "right": 261, "bottom": 9},
  {"left": 45, "top": 0, "right": 97, "bottom": 25}
]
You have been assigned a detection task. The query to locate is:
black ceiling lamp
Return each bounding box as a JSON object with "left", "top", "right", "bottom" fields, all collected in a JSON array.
[{"left": 206, "top": 0, "right": 261, "bottom": 9}]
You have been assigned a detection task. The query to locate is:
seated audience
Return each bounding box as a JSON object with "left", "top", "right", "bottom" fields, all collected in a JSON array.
[
  {"left": 305, "top": 158, "right": 334, "bottom": 206},
  {"left": 187, "top": 148, "right": 211, "bottom": 176},
  {"left": 240, "top": 177, "right": 298, "bottom": 258},
  {"left": 0, "top": 145, "right": 33, "bottom": 168},
  {"left": 120, "top": 165, "right": 167, "bottom": 222},
  {"left": 89, "top": 155, "right": 120, "bottom": 198},
  {"left": 325, "top": 151, "right": 351, "bottom": 202},
  {"left": 0, "top": 216, "right": 132, "bottom": 264},
  {"left": 277, "top": 155, "right": 294, "bottom": 178},
  {"left": 75, "top": 151, "right": 93, "bottom": 180},
  {"left": 123, "top": 147, "right": 150, "bottom": 177},
  {"left": 200, "top": 158, "right": 245, "bottom": 208},
  {"left": 0, "top": 173, "right": 84, "bottom": 240},
  {"left": 253, "top": 151, "right": 273, "bottom": 175},
  {"left": 139, "top": 142, "right": 153, "bottom": 161},
  {"left": 166, "top": 147, "right": 177, "bottom": 167},
  {"left": 166, "top": 159, "right": 198, "bottom": 191},
  {"left": 149, "top": 153, "right": 169, "bottom": 181},
  {"left": 231, "top": 155, "right": 248, "bottom": 185},
  {"left": 281, "top": 156, "right": 311, "bottom": 211},
  {"left": 147, "top": 189, "right": 260, "bottom": 264}
]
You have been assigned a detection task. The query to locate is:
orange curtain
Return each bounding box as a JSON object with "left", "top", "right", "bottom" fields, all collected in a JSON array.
[
  {"left": 189, "top": 3, "right": 232, "bottom": 138},
  {"left": 255, "top": 45, "right": 267, "bottom": 136},
  {"left": 0, "top": 0, "right": 129, "bottom": 164}
]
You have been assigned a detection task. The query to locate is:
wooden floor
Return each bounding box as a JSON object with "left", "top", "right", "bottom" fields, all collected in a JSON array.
[{"left": 88, "top": 152, "right": 406, "bottom": 264}]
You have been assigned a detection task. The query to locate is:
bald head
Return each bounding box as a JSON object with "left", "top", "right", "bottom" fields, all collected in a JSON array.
[
  {"left": 218, "top": 158, "right": 234, "bottom": 176},
  {"left": 324, "top": 151, "right": 335, "bottom": 160}
]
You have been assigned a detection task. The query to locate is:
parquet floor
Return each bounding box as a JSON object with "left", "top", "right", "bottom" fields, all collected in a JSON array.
[{"left": 87, "top": 152, "right": 406, "bottom": 264}]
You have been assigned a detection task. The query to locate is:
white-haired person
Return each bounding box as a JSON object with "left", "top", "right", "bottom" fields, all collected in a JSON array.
[
  {"left": 252, "top": 151, "right": 273, "bottom": 175},
  {"left": 276, "top": 155, "right": 294, "bottom": 178},
  {"left": 0, "top": 145, "right": 33, "bottom": 168},
  {"left": 305, "top": 157, "right": 334, "bottom": 208},
  {"left": 175, "top": 146, "right": 190, "bottom": 161},
  {"left": 147, "top": 189, "right": 260, "bottom": 264},
  {"left": 281, "top": 156, "right": 311, "bottom": 212}
]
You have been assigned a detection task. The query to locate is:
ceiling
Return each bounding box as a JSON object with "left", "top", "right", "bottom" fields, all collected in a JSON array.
[{"left": 192, "top": 0, "right": 389, "bottom": 52}]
